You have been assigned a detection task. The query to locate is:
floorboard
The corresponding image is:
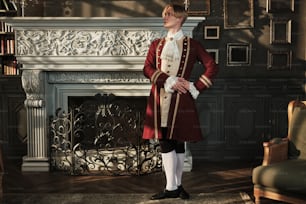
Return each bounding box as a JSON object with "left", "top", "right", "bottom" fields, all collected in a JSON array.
[{"left": 0, "top": 159, "right": 287, "bottom": 203}]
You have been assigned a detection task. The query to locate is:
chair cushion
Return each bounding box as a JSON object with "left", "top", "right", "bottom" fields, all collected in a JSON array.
[
  {"left": 252, "top": 159, "right": 306, "bottom": 194},
  {"left": 288, "top": 106, "right": 306, "bottom": 160}
]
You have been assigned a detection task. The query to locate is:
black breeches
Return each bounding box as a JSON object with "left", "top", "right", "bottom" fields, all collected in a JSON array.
[{"left": 159, "top": 128, "right": 185, "bottom": 153}]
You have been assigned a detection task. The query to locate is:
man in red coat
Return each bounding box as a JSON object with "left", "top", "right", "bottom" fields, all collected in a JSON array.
[{"left": 142, "top": 3, "right": 218, "bottom": 200}]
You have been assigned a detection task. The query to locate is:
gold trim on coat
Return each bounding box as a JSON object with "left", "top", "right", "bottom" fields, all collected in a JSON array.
[{"left": 169, "top": 37, "right": 190, "bottom": 139}]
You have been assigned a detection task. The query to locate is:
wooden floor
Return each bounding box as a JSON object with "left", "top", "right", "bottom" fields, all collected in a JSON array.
[{"left": 1, "top": 159, "right": 287, "bottom": 203}]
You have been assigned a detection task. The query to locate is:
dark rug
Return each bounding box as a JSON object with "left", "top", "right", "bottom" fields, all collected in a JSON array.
[{"left": 1, "top": 192, "right": 254, "bottom": 204}]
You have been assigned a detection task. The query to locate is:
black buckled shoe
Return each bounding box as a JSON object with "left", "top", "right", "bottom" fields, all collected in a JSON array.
[
  {"left": 178, "top": 185, "right": 190, "bottom": 200},
  {"left": 151, "top": 189, "right": 180, "bottom": 200}
]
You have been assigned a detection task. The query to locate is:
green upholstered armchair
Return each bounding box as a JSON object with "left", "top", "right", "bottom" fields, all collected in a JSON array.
[{"left": 252, "top": 100, "right": 306, "bottom": 204}]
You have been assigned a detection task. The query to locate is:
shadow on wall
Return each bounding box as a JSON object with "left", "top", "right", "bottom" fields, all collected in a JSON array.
[
  {"left": 32, "top": 0, "right": 169, "bottom": 17},
  {"left": 74, "top": 0, "right": 168, "bottom": 17},
  {"left": 22, "top": 0, "right": 170, "bottom": 17}
]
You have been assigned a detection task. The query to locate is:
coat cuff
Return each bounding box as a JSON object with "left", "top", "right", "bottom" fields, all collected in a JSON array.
[{"left": 195, "top": 74, "right": 213, "bottom": 91}]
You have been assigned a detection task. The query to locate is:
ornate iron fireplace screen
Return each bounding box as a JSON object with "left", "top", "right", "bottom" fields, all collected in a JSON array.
[{"left": 50, "top": 93, "right": 162, "bottom": 175}]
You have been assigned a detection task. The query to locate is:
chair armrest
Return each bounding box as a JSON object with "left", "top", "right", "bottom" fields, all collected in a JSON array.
[{"left": 262, "top": 138, "right": 288, "bottom": 166}]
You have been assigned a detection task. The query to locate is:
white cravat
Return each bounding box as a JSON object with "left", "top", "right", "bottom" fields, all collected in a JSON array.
[{"left": 160, "top": 30, "right": 184, "bottom": 62}]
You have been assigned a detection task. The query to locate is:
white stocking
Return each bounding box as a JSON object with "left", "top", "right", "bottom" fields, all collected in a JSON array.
[
  {"left": 161, "top": 150, "right": 177, "bottom": 191},
  {"left": 176, "top": 153, "right": 185, "bottom": 186}
]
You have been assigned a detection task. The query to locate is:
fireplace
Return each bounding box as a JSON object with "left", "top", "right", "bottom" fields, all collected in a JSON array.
[
  {"left": 50, "top": 94, "right": 160, "bottom": 175},
  {"left": 4, "top": 17, "right": 204, "bottom": 172}
]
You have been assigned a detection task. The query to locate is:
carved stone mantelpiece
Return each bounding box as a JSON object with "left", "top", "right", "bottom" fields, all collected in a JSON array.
[
  {"left": 17, "top": 30, "right": 159, "bottom": 56},
  {"left": 4, "top": 17, "right": 204, "bottom": 172}
]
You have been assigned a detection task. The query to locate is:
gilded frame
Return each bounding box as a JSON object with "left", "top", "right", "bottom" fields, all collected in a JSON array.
[
  {"left": 270, "top": 19, "right": 291, "bottom": 44},
  {"left": 187, "top": 0, "right": 210, "bottom": 16},
  {"left": 266, "top": 0, "right": 294, "bottom": 13},
  {"left": 227, "top": 43, "right": 251, "bottom": 66},
  {"left": 267, "top": 50, "right": 292, "bottom": 70},
  {"left": 204, "top": 26, "right": 220, "bottom": 39},
  {"left": 224, "top": 0, "right": 254, "bottom": 29},
  {"left": 207, "top": 49, "right": 219, "bottom": 64}
]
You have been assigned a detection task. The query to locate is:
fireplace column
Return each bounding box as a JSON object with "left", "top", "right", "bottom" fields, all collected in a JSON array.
[{"left": 21, "top": 70, "right": 49, "bottom": 172}]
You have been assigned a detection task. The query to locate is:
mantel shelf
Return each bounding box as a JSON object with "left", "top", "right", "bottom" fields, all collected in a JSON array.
[{"left": 0, "top": 17, "right": 205, "bottom": 29}]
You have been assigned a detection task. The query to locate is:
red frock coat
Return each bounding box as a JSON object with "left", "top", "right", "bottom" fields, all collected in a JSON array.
[{"left": 142, "top": 37, "right": 218, "bottom": 142}]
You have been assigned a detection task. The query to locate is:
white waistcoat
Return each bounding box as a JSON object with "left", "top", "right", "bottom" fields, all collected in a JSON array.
[{"left": 160, "top": 37, "right": 183, "bottom": 127}]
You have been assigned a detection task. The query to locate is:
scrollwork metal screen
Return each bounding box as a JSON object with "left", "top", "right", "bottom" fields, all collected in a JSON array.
[{"left": 50, "top": 93, "right": 162, "bottom": 176}]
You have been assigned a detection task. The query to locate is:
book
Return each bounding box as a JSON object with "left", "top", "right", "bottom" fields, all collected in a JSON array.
[
  {"left": 3, "top": 59, "right": 17, "bottom": 75},
  {"left": 2, "top": 0, "right": 9, "bottom": 11},
  {"left": 7, "top": 0, "right": 17, "bottom": 11},
  {"left": 0, "top": 37, "right": 4, "bottom": 55}
]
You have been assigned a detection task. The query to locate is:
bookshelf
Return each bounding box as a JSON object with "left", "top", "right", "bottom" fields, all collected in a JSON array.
[
  {"left": 0, "top": 0, "right": 26, "bottom": 162},
  {"left": 0, "top": 0, "right": 17, "bottom": 16},
  {"left": 0, "top": 0, "right": 19, "bottom": 77}
]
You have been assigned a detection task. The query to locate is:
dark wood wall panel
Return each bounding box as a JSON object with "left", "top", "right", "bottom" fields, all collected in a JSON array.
[
  {"left": 190, "top": 78, "right": 304, "bottom": 161},
  {"left": 196, "top": 96, "right": 220, "bottom": 143},
  {"left": 223, "top": 96, "right": 265, "bottom": 145},
  {"left": 0, "top": 78, "right": 26, "bottom": 160}
]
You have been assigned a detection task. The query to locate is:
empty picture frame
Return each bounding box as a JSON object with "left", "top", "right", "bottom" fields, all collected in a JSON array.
[
  {"left": 204, "top": 26, "right": 220, "bottom": 39},
  {"left": 227, "top": 43, "right": 251, "bottom": 66},
  {"left": 207, "top": 49, "right": 219, "bottom": 64},
  {"left": 187, "top": 0, "right": 210, "bottom": 16},
  {"left": 224, "top": 0, "right": 254, "bottom": 29},
  {"left": 266, "top": 0, "right": 294, "bottom": 13},
  {"left": 267, "top": 50, "right": 292, "bottom": 70},
  {"left": 270, "top": 19, "right": 291, "bottom": 44}
]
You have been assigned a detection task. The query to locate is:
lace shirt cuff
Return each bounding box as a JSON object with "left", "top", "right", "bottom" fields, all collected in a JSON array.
[
  {"left": 189, "top": 82, "right": 200, "bottom": 99},
  {"left": 164, "top": 76, "right": 177, "bottom": 93}
]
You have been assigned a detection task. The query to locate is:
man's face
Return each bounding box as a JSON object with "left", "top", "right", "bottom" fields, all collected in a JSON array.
[{"left": 163, "top": 7, "right": 182, "bottom": 30}]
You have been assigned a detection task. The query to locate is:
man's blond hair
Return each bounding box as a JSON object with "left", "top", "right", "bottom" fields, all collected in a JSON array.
[{"left": 162, "top": 4, "right": 188, "bottom": 25}]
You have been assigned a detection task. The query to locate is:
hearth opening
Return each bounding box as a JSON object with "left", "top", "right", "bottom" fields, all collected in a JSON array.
[{"left": 50, "top": 93, "right": 162, "bottom": 176}]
